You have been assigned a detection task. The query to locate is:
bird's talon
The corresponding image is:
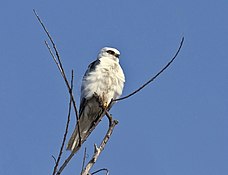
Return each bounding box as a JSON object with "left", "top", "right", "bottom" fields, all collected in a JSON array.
[{"left": 103, "top": 102, "right": 108, "bottom": 109}]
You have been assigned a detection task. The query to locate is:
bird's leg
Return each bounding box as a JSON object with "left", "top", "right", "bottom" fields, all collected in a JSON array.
[
  {"left": 93, "top": 92, "right": 105, "bottom": 108},
  {"left": 93, "top": 92, "right": 102, "bottom": 103},
  {"left": 93, "top": 93, "right": 114, "bottom": 126},
  {"left": 101, "top": 92, "right": 107, "bottom": 108},
  {"left": 103, "top": 102, "right": 108, "bottom": 108},
  {"left": 93, "top": 92, "right": 109, "bottom": 109}
]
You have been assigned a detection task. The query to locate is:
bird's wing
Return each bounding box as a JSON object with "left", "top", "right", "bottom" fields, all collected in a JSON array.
[{"left": 79, "top": 59, "right": 101, "bottom": 113}]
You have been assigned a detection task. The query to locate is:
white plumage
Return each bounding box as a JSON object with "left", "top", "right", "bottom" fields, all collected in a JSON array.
[{"left": 67, "top": 47, "right": 125, "bottom": 152}]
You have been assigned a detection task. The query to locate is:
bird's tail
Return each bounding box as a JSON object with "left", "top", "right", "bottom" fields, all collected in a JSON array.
[{"left": 66, "top": 114, "right": 92, "bottom": 152}]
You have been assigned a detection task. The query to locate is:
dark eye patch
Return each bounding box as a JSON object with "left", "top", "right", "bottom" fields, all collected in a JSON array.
[{"left": 107, "top": 50, "right": 116, "bottom": 55}]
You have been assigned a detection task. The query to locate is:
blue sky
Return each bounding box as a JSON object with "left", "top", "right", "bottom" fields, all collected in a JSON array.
[{"left": 0, "top": 0, "right": 227, "bottom": 175}]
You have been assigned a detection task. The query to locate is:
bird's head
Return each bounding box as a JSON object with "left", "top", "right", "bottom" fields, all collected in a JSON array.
[{"left": 98, "top": 47, "right": 120, "bottom": 61}]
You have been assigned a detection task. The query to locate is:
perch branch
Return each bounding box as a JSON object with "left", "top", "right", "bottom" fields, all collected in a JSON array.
[
  {"left": 57, "top": 95, "right": 114, "bottom": 174},
  {"left": 113, "top": 37, "right": 184, "bottom": 102},
  {"left": 81, "top": 111, "right": 118, "bottom": 175},
  {"left": 56, "top": 98, "right": 110, "bottom": 174}
]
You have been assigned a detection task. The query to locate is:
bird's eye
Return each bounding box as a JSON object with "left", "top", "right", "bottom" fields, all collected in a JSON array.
[{"left": 107, "top": 50, "right": 115, "bottom": 56}]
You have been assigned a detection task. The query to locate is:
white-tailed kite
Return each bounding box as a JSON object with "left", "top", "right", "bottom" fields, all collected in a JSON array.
[{"left": 67, "top": 47, "right": 125, "bottom": 152}]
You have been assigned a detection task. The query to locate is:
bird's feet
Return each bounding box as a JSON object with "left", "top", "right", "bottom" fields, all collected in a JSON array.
[{"left": 103, "top": 102, "right": 108, "bottom": 109}]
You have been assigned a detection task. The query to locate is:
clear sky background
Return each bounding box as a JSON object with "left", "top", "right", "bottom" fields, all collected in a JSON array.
[{"left": 0, "top": 0, "right": 227, "bottom": 175}]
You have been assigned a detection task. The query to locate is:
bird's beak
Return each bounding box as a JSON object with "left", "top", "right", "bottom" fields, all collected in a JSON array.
[{"left": 115, "top": 53, "right": 120, "bottom": 58}]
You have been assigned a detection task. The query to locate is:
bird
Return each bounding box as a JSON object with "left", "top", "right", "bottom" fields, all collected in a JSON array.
[{"left": 67, "top": 47, "right": 125, "bottom": 153}]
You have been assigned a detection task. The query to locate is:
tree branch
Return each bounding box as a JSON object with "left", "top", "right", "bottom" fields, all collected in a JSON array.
[
  {"left": 52, "top": 70, "right": 74, "bottom": 175},
  {"left": 113, "top": 37, "right": 184, "bottom": 102},
  {"left": 81, "top": 147, "right": 87, "bottom": 174},
  {"left": 33, "top": 10, "right": 81, "bottom": 145},
  {"left": 81, "top": 112, "right": 118, "bottom": 175},
  {"left": 33, "top": 9, "right": 84, "bottom": 175}
]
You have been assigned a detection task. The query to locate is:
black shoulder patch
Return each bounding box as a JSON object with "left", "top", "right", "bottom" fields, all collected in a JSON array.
[
  {"left": 83, "top": 59, "right": 100, "bottom": 77},
  {"left": 88, "top": 59, "right": 100, "bottom": 71}
]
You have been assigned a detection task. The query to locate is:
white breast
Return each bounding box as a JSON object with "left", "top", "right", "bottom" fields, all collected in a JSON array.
[{"left": 81, "top": 57, "right": 125, "bottom": 104}]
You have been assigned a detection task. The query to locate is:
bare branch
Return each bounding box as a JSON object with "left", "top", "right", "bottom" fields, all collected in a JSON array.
[
  {"left": 33, "top": 9, "right": 80, "bottom": 122},
  {"left": 56, "top": 152, "right": 74, "bottom": 175},
  {"left": 81, "top": 147, "right": 87, "bottom": 174},
  {"left": 52, "top": 155, "right": 57, "bottom": 165},
  {"left": 33, "top": 9, "right": 80, "bottom": 118},
  {"left": 33, "top": 9, "right": 64, "bottom": 77},
  {"left": 33, "top": 9, "right": 83, "bottom": 174},
  {"left": 81, "top": 111, "right": 118, "bottom": 175},
  {"left": 52, "top": 71, "right": 74, "bottom": 175},
  {"left": 113, "top": 37, "right": 184, "bottom": 102},
  {"left": 44, "top": 41, "right": 64, "bottom": 77}
]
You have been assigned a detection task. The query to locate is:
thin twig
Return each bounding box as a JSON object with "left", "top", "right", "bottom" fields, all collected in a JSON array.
[
  {"left": 81, "top": 147, "right": 87, "bottom": 174},
  {"left": 34, "top": 9, "right": 79, "bottom": 118},
  {"left": 52, "top": 155, "right": 57, "bottom": 165},
  {"left": 56, "top": 152, "right": 74, "bottom": 175},
  {"left": 44, "top": 41, "right": 65, "bottom": 80},
  {"left": 33, "top": 10, "right": 81, "bottom": 146},
  {"left": 81, "top": 111, "right": 118, "bottom": 175},
  {"left": 113, "top": 37, "right": 184, "bottom": 102},
  {"left": 33, "top": 9, "right": 84, "bottom": 175},
  {"left": 91, "top": 168, "right": 109, "bottom": 175},
  {"left": 52, "top": 71, "right": 74, "bottom": 175},
  {"left": 33, "top": 9, "right": 64, "bottom": 77}
]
